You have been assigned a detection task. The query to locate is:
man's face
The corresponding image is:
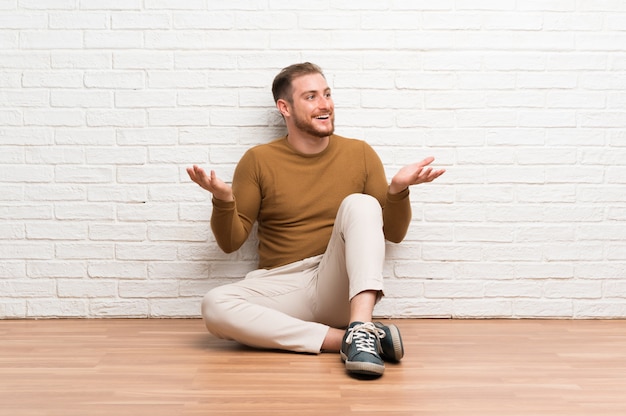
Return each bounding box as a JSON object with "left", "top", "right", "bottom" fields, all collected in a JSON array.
[{"left": 286, "top": 73, "right": 335, "bottom": 138}]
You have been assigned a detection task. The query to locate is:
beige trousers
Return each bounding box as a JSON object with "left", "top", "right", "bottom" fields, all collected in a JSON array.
[{"left": 201, "top": 194, "right": 386, "bottom": 353}]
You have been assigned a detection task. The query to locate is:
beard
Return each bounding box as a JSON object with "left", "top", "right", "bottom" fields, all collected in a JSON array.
[{"left": 292, "top": 110, "right": 335, "bottom": 138}]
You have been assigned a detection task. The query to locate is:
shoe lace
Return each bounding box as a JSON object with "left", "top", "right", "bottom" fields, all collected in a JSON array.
[{"left": 345, "top": 322, "right": 386, "bottom": 355}]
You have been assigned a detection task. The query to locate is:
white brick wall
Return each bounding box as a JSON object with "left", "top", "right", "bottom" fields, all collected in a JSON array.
[{"left": 1, "top": 1, "right": 626, "bottom": 319}]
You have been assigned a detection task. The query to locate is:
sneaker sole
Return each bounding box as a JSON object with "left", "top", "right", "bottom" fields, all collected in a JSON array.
[
  {"left": 344, "top": 360, "right": 385, "bottom": 376},
  {"left": 385, "top": 323, "right": 404, "bottom": 362},
  {"left": 340, "top": 351, "right": 385, "bottom": 376}
]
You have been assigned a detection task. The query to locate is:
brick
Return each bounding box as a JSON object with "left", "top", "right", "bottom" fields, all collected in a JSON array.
[
  {"left": 57, "top": 279, "right": 117, "bottom": 298},
  {"left": 28, "top": 261, "right": 87, "bottom": 278},
  {"left": 20, "top": 31, "right": 82, "bottom": 49},
  {"left": 0, "top": 165, "right": 53, "bottom": 182},
  {"left": 148, "top": 70, "right": 207, "bottom": 88},
  {"left": 84, "top": 31, "right": 144, "bottom": 49},
  {"left": 89, "top": 223, "right": 147, "bottom": 241},
  {"left": 0, "top": 204, "right": 53, "bottom": 220},
  {"left": 88, "top": 261, "right": 147, "bottom": 279},
  {"left": 453, "top": 299, "right": 513, "bottom": 318},
  {"left": 148, "top": 298, "right": 201, "bottom": 318},
  {"left": 0, "top": 90, "right": 48, "bottom": 107},
  {"left": 544, "top": 243, "right": 604, "bottom": 261},
  {"left": 116, "top": 127, "right": 178, "bottom": 145},
  {"left": 115, "top": 90, "right": 176, "bottom": 108},
  {"left": 513, "top": 299, "right": 573, "bottom": 318},
  {"left": 24, "top": 109, "right": 84, "bottom": 127},
  {"left": 25, "top": 184, "right": 85, "bottom": 201},
  {"left": 544, "top": 279, "right": 602, "bottom": 299},
  {"left": 55, "top": 128, "right": 115, "bottom": 145},
  {"left": 51, "top": 91, "right": 113, "bottom": 108},
  {"left": 55, "top": 166, "right": 113, "bottom": 183},
  {"left": 145, "top": 0, "right": 206, "bottom": 10},
  {"left": 0, "top": 109, "right": 21, "bottom": 126},
  {"left": 119, "top": 280, "right": 178, "bottom": 298},
  {"left": 574, "top": 301, "right": 626, "bottom": 318},
  {"left": 26, "top": 222, "right": 87, "bottom": 240},
  {"left": 55, "top": 243, "right": 114, "bottom": 260},
  {"left": 0, "top": 280, "right": 56, "bottom": 297},
  {"left": 116, "top": 203, "right": 178, "bottom": 221},
  {"left": 49, "top": 12, "right": 108, "bottom": 29},
  {"left": 148, "top": 262, "right": 210, "bottom": 279},
  {"left": 0, "top": 185, "right": 23, "bottom": 202},
  {"left": 27, "top": 299, "right": 88, "bottom": 318},
  {"left": 86, "top": 109, "right": 146, "bottom": 127},
  {"left": 20, "top": 0, "right": 75, "bottom": 10},
  {"left": 116, "top": 165, "right": 178, "bottom": 184},
  {"left": 89, "top": 300, "right": 149, "bottom": 317},
  {"left": 85, "top": 146, "right": 146, "bottom": 164},
  {"left": 148, "top": 184, "right": 208, "bottom": 202},
  {"left": 51, "top": 52, "right": 112, "bottom": 69},
  {"left": 178, "top": 89, "right": 238, "bottom": 107},
  {"left": 114, "top": 243, "right": 178, "bottom": 261},
  {"left": 145, "top": 31, "right": 206, "bottom": 49},
  {"left": 516, "top": 226, "right": 575, "bottom": 242},
  {"left": 148, "top": 109, "right": 210, "bottom": 126},
  {"left": 111, "top": 12, "right": 170, "bottom": 29},
  {"left": 0, "top": 300, "right": 26, "bottom": 318},
  {"left": 485, "top": 281, "right": 543, "bottom": 298},
  {"left": 0, "top": 223, "right": 24, "bottom": 239},
  {"left": 0, "top": 13, "right": 47, "bottom": 29},
  {"left": 26, "top": 146, "right": 84, "bottom": 164},
  {"left": 0, "top": 52, "right": 49, "bottom": 69},
  {"left": 515, "top": 263, "right": 574, "bottom": 279},
  {"left": 173, "top": 12, "right": 234, "bottom": 29},
  {"left": 147, "top": 224, "right": 210, "bottom": 242},
  {"left": 87, "top": 185, "right": 147, "bottom": 203},
  {"left": 174, "top": 52, "right": 237, "bottom": 69}
]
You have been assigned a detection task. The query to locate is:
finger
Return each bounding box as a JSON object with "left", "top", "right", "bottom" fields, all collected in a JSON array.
[
  {"left": 196, "top": 166, "right": 212, "bottom": 183},
  {"left": 186, "top": 166, "right": 199, "bottom": 182},
  {"left": 193, "top": 165, "right": 205, "bottom": 177},
  {"left": 428, "top": 169, "right": 446, "bottom": 181},
  {"left": 418, "top": 167, "right": 433, "bottom": 179},
  {"left": 419, "top": 156, "right": 435, "bottom": 167}
]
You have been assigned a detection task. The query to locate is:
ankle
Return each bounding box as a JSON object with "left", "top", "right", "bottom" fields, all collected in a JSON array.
[{"left": 321, "top": 327, "right": 344, "bottom": 352}]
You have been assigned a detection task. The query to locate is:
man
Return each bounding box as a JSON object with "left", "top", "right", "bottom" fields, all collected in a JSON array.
[{"left": 187, "top": 62, "right": 445, "bottom": 378}]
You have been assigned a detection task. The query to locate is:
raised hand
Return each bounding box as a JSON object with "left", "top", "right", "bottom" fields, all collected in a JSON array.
[
  {"left": 389, "top": 156, "right": 445, "bottom": 194},
  {"left": 186, "top": 165, "right": 234, "bottom": 202}
]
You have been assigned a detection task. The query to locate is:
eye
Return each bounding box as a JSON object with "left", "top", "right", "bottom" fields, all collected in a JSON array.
[{"left": 306, "top": 95, "right": 315, "bottom": 100}]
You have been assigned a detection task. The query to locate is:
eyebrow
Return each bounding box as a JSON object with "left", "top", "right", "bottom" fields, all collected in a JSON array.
[{"left": 300, "top": 87, "right": 331, "bottom": 96}]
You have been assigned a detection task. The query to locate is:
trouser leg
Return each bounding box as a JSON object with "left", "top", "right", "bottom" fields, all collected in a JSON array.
[
  {"left": 201, "top": 256, "right": 328, "bottom": 353},
  {"left": 201, "top": 193, "right": 386, "bottom": 353},
  {"left": 313, "top": 193, "right": 386, "bottom": 328}
]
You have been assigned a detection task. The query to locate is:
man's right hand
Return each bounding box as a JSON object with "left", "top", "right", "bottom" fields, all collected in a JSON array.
[{"left": 186, "top": 165, "right": 234, "bottom": 202}]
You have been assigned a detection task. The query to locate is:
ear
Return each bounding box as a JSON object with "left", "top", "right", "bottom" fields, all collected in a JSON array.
[{"left": 276, "top": 99, "right": 290, "bottom": 118}]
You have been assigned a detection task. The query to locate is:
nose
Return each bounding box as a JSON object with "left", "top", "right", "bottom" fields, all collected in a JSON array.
[{"left": 318, "top": 95, "right": 332, "bottom": 110}]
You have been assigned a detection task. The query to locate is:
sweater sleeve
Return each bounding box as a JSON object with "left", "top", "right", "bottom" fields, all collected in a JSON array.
[
  {"left": 210, "top": 150, "right": 260, "bottom": 253},
  {"left": 382, "top": 188, "right": 411, "bottom": 243},
  {"left": 361, "top": 141, "right": 412, "bottom": 243}
]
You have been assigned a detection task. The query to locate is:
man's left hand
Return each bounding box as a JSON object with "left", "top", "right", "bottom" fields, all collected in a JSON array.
[{"left": 389, "top": 156, "right": 445, "bottom": 194}]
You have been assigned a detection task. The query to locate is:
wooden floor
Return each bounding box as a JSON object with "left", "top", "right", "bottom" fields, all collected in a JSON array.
[{"left": 1, "top": 319, "right": 626, "bottom": 416}]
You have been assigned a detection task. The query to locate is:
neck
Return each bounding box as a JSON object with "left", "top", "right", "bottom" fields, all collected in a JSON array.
[{"left": 286, "top": 132, "right": 330, "bottom": 155}]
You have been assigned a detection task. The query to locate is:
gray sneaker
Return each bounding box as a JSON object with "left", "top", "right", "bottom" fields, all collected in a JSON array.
[
  {"left": 374, "top": 322, "right": 404, "bottom": 362},
  {"left": 340, "top": 322, "right": 385, "bottom": 377}
]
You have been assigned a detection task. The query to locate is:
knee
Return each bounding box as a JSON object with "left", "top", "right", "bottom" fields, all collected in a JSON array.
[
  {"left": 342, "top": 193, "right": 380, "bottom": 207},
  {"left": 201, "top": 286, "right": 232, "bottom": 334},
  {"left": 339, "top": 194, "right": 382, "bottom": 219}
]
